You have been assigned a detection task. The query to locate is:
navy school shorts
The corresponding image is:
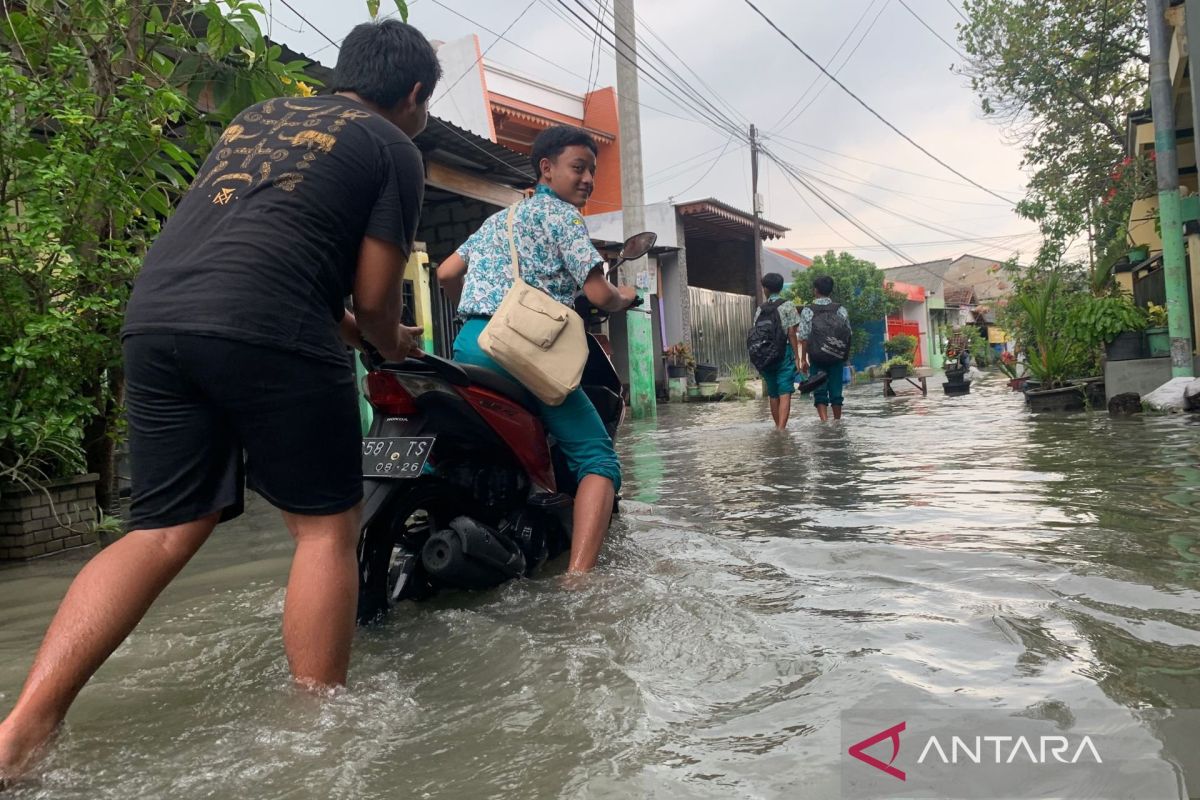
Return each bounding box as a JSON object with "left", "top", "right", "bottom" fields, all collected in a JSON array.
[{"left": 122, "top": 334, "right": 363, "bottom": 530}]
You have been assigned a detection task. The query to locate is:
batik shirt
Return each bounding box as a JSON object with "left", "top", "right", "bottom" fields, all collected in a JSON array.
[
  {"left": 455, "top": 184, "right": 603, "bottom": 316},
  {"left": 755, "top": 293, "right": 801, "bottom": 331},
  {"left": 798, "top": 296, "right": 851, "bottom": 341}
]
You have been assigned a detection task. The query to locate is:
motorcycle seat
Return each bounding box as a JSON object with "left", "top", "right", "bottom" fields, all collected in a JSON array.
[{"left": 458, "top": 364, "right": 540, "bottom": 413}]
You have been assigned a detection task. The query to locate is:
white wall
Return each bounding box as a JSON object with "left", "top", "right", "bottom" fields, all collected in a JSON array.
[
  {"left": 586, "top": 203, "right": 679, "bottom": 248},
  {"left": 484, "top": 63, "right": 585, "bottom": 119},
  {"left": 430, "top": 36, "right": 494, "bottom": 142}
]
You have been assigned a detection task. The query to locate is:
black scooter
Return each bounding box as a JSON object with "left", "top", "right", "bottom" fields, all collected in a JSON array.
[{"left": 355, "top": 231, "right": 657, "bottom": 623}]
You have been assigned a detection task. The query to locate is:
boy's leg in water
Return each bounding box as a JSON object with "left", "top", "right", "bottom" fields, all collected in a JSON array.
[
  {"left": 769, "top": 395, "right": 781, "bottom": 425},
  {"left": 776, "top": 392, "right": 792, "bottom": 429},
  {"left": 0, "top": 514, "right": 218, "bottom": 780},
  {"left": 281, "top": 506, "right": 361, "bottom": 687}
]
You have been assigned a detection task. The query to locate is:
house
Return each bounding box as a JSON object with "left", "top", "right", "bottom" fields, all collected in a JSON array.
[
  {"left": 1118, "top": 1, "right": 1200, "bottom": 395},
  {"left": 430, "top": 36, "right": 622, "bottom": 217},
  {"left": 586, "top": 200, "right": 788, "bottom": 390},
  {"left": 883, "top": 255, "right": 1012, "bottom": 367}
]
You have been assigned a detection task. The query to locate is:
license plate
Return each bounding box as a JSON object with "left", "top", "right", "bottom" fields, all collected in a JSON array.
[{"left": 361, "top": 436, "right": 435, "bottom": 479}]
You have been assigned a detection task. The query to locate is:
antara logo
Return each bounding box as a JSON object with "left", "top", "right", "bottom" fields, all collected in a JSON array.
[
  {"left": 848, "top": 721, "right": 1104, "bottom": 782},
  {"left": 849, "top": 722, "right": 907, "bottom": 781}
]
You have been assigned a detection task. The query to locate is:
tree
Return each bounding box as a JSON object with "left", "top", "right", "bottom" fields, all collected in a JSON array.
[
  {"left": 0, "top": 0, "right": 314, "bottom": 508},
  {"left": 959, "top": 0, "right": 1149, "bottom": 266},
  {"left": 782, "top": 251, "right": 905, "bottom": 358}
]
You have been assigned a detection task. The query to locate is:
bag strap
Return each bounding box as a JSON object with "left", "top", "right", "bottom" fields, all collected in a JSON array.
[{"left": 506, "top": 204, "right": 526, "bottom": 288}]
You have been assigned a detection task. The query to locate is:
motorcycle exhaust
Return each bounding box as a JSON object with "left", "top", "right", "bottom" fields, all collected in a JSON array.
[{"left": 421, "top": 517, "right": 526, "bottom": 590}]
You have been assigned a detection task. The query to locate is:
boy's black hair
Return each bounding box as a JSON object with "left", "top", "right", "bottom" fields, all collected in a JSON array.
[
  {"left": 761, "top": 272, "right": 785, "bottom": 295},
  {"left": 531, "top": 126, "right": 599, "bottom": 178},
  {"left": 813, "top": 275, "right": 835, "bottom": 296},
  {"left": 332, "top": 20, "right": 442, "bottom": 109}
]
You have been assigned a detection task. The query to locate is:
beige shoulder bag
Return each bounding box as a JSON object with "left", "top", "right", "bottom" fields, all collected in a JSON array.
[{"left": 477, "top": 203, "right": 588, "bottom": 406}]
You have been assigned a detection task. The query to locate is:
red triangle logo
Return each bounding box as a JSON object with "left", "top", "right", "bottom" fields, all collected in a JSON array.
[{"left": 848, "top": 721, "right": 907, "bottom": 781}]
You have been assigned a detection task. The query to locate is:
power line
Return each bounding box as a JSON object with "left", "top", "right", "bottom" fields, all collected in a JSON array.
[
  {"left": 772, "top": 0, "right": 886, "bottom": 129},
  {"left": 666, "top": 136, "right": 737, "bottom": 199},
  {"left": 740, "top": 0, "right": 1016, "bottom": 206},
  {"left": 776, "top": 0, "right": 890, "bottom": 132},
  {"left": 557, "top": 0, "right": 749, "bottom": 142},
  {"left": 766, "top": 146, "right": 918, "bottom": 263},
  {"left": 532, "top": 0, "right": 742, "bottom": 134},
  {"left": 276, "top": 0, "right": 338, "bottom": 48},
  {"left": 630, "top": 8, "right": 750, "bottom": 129},
  {"left": 895, "top": 0, "right": 968, "bottom": 60},
  {"left": 437, "top": 0, "right": 538, "bottom": 99},
  {"left": 945, "top": 0, "right": 969, "bottom": 23},
  {"left": 763, "top": 132, "right": 1024, "bottom": 193}
]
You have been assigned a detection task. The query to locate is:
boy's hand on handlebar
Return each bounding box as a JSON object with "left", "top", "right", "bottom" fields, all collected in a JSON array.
[{"left": 618, "top": 285, "right": 640, "bottom": 309}]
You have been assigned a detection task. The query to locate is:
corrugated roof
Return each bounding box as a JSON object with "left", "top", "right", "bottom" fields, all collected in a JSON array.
[{"left": 675, "top": 198, "right": 788, "bottom": 240}]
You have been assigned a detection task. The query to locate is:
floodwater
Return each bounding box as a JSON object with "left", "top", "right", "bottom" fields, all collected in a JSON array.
[{"left": 2, "top": 375, "right": 1199, "bottom": 798}]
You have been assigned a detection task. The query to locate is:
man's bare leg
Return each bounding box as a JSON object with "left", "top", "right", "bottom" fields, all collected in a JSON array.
[
  {"left": 0, "top": 514, "right": 217, "bottom": 780},
  {"left": 280, "top": 506, "right": 361, "bottom": 688},
  {"left": 567, "top": 474, "right": 614, "bottom": 573},
  {"left": 776, "top": 393, "right": 792, "bottom": 430}
]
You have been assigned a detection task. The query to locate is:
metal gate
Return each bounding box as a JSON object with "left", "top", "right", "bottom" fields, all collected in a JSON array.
[{"left": 688, "top": 286, "right": 755, "bottom": 375}]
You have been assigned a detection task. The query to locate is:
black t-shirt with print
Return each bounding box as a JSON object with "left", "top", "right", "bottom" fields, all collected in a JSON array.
[{"left": 123, "top": 95, "right": 424, "bottom": 366}]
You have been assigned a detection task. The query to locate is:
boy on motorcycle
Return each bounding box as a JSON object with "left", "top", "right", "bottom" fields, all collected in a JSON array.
[{"left": 436, "top": 126, "right": 638, "bottom": 573}]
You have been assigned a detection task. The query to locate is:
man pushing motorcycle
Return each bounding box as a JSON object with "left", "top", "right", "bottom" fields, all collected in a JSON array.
[{"left": 0, "top": 19, "right": 437, "bottom": 782}]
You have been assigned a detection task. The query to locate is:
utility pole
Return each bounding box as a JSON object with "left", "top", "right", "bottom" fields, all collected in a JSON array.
[
  {"left": 751, "top": 124, "right": 764, "bottom": 302},
  {"left": 1148, "top": 0, "right": 1195, "bottom": 376},
  {"left": 614, "top": 0, "right": 657, "bottom": 418}
]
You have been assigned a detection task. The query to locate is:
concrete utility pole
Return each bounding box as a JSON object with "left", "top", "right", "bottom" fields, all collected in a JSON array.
[
  {"left": 613, "top": 0, "right": 656, "bottom": 418},
  {"left": 1148, "top": 0, "right": 1195, "bottom": 376},
  {"left": 751, "top": 123, "right": 763, "bottom": 302}
]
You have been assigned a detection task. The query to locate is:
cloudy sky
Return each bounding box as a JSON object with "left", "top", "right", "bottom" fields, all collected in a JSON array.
[{"left": 267, "top": 0, "right": 1039, "bottom": 268}]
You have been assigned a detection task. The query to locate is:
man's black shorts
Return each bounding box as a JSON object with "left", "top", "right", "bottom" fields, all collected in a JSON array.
[{"left": 123, "top": 334, "right": 362, "bottom": 530}]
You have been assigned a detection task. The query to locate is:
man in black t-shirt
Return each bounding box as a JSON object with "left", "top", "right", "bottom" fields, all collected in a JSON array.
[{"left": 0, "top": 20, "right": 440, "bottom": 779}]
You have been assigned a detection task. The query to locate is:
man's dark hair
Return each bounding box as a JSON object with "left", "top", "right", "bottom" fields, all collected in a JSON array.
[
  {"left": 332, "top": 20, "right": 442, "bottom": 108},
  {"left": 813, "top": 275, "right": 835, "bottom": 296},
  {"left": 761, "top": 272, "right": 785, "bottom": 295},
  {"left": 531, "top": 126, "right": 599, "bottom": 177}
]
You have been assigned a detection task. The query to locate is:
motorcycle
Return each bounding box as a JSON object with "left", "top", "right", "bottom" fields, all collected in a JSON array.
[{"left": 355, "top": 231, "right": 657, "bottom": 623}]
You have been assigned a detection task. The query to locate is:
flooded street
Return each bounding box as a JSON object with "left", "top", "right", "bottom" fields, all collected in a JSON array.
[{"left": 3, "top": 374, "right": 1199, "bottom": 799}]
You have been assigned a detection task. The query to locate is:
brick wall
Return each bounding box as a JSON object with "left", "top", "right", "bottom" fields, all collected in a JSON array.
[{"left": 0, "top": 473, "right": 100, "bottom": 561}]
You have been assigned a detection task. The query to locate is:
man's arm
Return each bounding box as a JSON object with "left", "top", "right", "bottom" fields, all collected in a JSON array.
[
  {"left": 354, "top": 235, "right": 423, "bottom": 361},
  {"left": 788, "top": 325, "right": 801, "bottom": 370}
]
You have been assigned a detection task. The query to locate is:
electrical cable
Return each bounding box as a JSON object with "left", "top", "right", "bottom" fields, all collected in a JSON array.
[
  {"left": 436, "top": 0, "right": 538, "bottom": 99},
  {"left": 776, "top": 0, "right": 890, "bottom": 132},
  {"left": 771, "top": 0, "right": 884, "bottom": 129},
  {"left": 664, "top": 136, "right": 737, "bottom": 199},
  {"left": 740, "top": 0, "right": 1017, "bottom": 206},
  {"left": 895, "top": 0, "right": 968, "bottom": 60}
]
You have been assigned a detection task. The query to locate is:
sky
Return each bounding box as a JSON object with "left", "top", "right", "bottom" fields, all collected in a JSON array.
[{"left": 264, "top": 0, "right": 1040, "bottom": 269}]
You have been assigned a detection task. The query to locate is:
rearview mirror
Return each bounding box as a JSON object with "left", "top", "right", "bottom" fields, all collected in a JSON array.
[{"left": 620, "top": 231, "right": 657, "bottom": 262}]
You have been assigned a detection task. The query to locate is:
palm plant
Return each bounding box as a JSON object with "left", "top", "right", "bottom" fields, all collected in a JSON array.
[{"left": 1015, "top": 273, "right": 1076, "bottom": 389}]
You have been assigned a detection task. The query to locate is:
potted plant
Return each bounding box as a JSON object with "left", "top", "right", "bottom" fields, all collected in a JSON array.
[
  {"left": 1064, "top": 294, "right": 1147, "bottom": 362},
  {"left": 997, "top": 351, "right": 1027, "bottom": 390},
  {"left": 1017, "top": 274, "right": 1087, "bottom": 413},
  {"left": 883, "top": 356, "right": 912, "bottom": 379},
  {"left": 883, "top": 333, "right": 918, "bottom": 363},
  {"left": 664, "top": 342, "right": 696, "bottom": 380},
  {"left": 1145, "top": 302, "right": 1170, "bottom": 357}
]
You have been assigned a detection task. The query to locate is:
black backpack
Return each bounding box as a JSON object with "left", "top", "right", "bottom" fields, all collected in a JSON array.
[
  {"left": 808, "top": 303, "right": 852, "bottom": 365},
  {"left": 747, "top": 299, "right": 788, "bottom": 371}
]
